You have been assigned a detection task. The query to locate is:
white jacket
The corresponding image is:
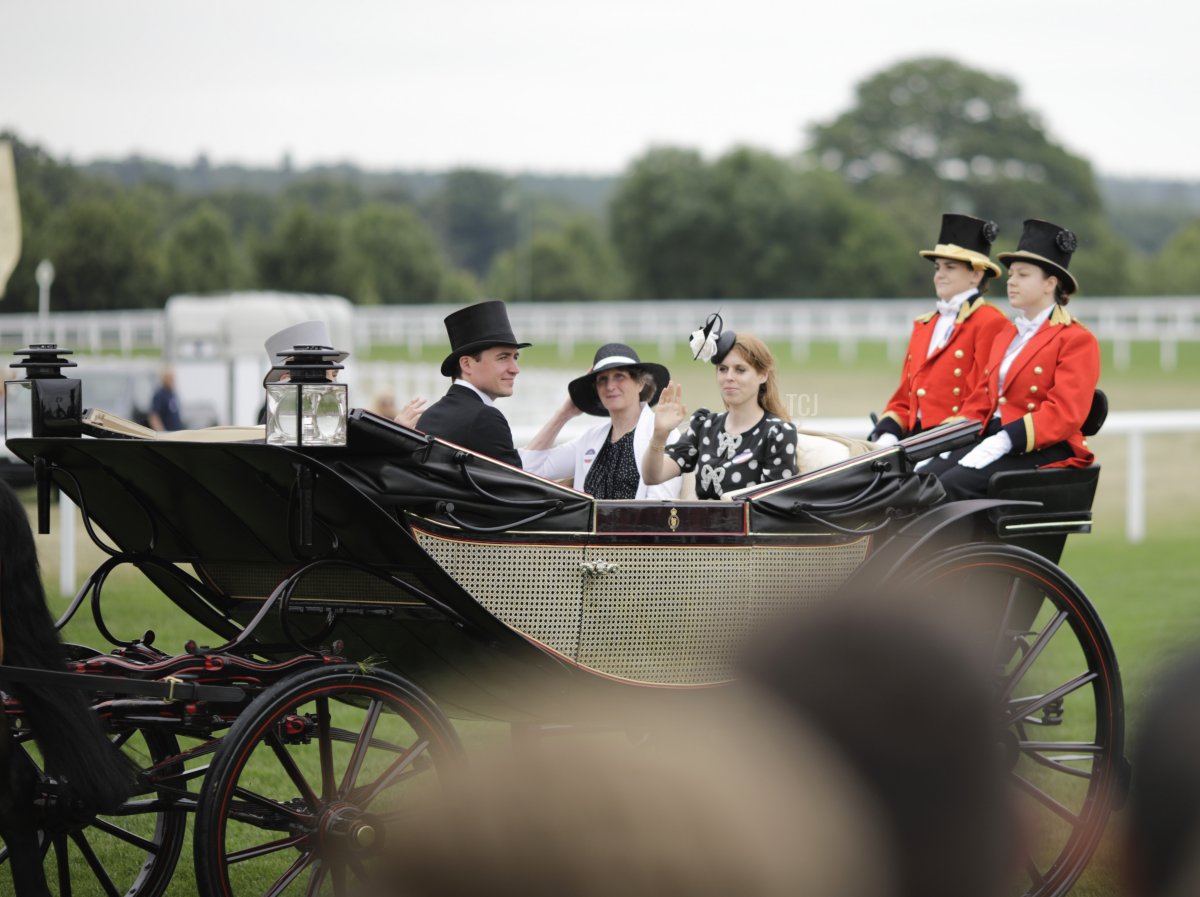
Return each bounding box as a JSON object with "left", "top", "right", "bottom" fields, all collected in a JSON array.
[{"left": 520, "top": 404, "right": 682, "bottom": 500}]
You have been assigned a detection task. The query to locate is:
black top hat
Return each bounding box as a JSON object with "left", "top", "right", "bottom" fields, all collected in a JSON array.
[
  {"left": 567, "top": 343, "right": 670, "bottom": 417},
  {"left": 998, "top": 219, "right": 1080, "bottom": 295},
  {"left": 440, "top": 300, "right": 532, "bottom": 377},
  {"left": 689, "top": 313, "right": 737, "bottom": 365},
  {"left": 918, "top": 213, "right": 1002, "bottom": 277}
]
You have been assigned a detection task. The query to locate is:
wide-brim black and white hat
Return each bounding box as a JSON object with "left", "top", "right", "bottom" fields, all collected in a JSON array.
[
  {"left": 567, "top": 343, "right": 670, "bottom": 417},
  {"left": 263, "top": 321, "right": 349, "bottom": 383},
  {"left": 918, "top": 213, "right": 1002, "bottom": 277},
  {"left": 998, "top": 219, "right": 1080, "bottom": 295},
  {"left": 440, "top": 300, "right": 532, "bottom": 378}
]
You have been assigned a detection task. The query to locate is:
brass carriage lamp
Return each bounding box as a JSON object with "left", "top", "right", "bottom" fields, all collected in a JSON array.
[
  {"left": 5, "top": 344, "right": 82, "bottom": 440},
  {"left": 264, "top": 345, "right": 348, "bottom": 447}
]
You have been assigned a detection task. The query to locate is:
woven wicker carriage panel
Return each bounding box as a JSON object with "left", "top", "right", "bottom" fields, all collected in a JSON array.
[
  {"left": 578, "top": 540, "right": 869, "bottom": 684},
  {"left": 414, "top": 529, "right": 869, "bottom": 686},
  {"left": 413, "top": 530, "right": 584, "bottom": 658}
]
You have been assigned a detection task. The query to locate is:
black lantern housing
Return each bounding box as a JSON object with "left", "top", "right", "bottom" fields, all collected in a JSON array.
[
  {"left": 5, "top": 344, "right": 82, "bottom": 440},
  {"left": 264, "top": 345, "right": 348, "bottom": 447}
]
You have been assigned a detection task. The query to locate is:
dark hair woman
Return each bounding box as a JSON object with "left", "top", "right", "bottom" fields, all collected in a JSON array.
[{"left": 521, "top": 343, "right": 680, "bottom": 499}]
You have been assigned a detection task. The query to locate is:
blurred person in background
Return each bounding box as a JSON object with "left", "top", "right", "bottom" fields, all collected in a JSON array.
[
  {"left": 869, "top": 214, "right": 1009, "bottom": 446},
  {"left": 381, "top": 694, "right": 894, "bottom": 897},
  {"left": 148, "top": 366, "right": 184, "bottom": 431},
  {"left": 741, "top": 592, "right": 1017, "bottom": 897},
  {"left": 369, "top": 390, "right": 397, "bottom": 419},
  {"left": 520, "top": 342, "right": 681, "bottom": 499},
  {"left": 1121, "top": 651, "right": 1200, "bottom": 897},
  {"left": 925, "top": 219, "right": 1100, "bottom": 500}
]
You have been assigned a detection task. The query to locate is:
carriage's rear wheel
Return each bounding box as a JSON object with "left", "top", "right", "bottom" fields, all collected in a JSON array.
[
  {"left": 0, "top": 723, "right": 185, "bottom": 897},
  {"left": 908, "top": 543, "right": 1125, "bottom": 897},
  {"left": 193, "top": 664, "right": 463, "bottom": 897}
]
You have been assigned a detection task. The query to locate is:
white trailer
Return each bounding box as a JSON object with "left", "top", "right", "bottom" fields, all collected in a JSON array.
[{"left": 164, "top": 292, "right": 356, "bottom": 426}]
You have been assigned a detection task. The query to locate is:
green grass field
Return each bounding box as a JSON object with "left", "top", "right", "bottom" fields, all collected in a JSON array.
[{"left": 4, "top": 336, "right": 1199, "bottom": 896}]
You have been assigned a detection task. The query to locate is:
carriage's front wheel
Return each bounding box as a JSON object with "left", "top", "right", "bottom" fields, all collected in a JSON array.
[
  {"left": 193, "top": 664, "right": 463, "bottom": 897},
  {"left": 908, "top": 543, "right": 1125, "bottom": 897}
]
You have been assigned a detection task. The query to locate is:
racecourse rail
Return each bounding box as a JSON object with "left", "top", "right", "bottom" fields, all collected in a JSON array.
[{"left": 2, "top": 296, "right": 1200, "bottom": 369}]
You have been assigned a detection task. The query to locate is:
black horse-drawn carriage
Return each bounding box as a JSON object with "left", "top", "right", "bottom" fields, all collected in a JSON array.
[{"left": 0, "top": 361, "right": 1122, "bottom": 897}]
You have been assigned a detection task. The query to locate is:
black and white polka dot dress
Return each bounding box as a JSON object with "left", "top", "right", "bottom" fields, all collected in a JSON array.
[{"left": 665, "top": 409, "right": 798, "bottom": 499}]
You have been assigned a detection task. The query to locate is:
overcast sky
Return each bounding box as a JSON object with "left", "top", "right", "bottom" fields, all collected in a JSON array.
[{"left": 3, "top": 0, "right": 1195, "bottom": 180}]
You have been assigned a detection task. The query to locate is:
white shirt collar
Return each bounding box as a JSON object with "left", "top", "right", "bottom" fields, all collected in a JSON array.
[
  {"left": 453, "top": 378, "right": 496, "bottom": 407},
  {"left": 1014, "top": 303, "right": 1055, "bottom": 338},
  {"left": 935, "top": 288, "right": 978, "bottom": 318}
]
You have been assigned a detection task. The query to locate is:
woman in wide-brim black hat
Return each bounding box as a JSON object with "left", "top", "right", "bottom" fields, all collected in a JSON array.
[{"left": 520, "top": 343, "right": 681, "bottom": 500}]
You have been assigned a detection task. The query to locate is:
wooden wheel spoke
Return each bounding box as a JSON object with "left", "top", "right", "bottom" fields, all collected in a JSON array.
[
  {"left": 999, "top": 610, "right": 1068, "bottom": 703},
  {"left": 356, "top": 738, "right": 430, "bottom": 808},
  {"left": 267, "top": 730, "right": 321, "bottom": 809},
  {"left": 71, "top": 829, "right": 122, "bottom": 897},
  {"left": 305, "top": 858, "right": 328, "bottom": 897},
  {"left": 91, "top": 816, "right": 161, "bottom": 853},
  {"left": 1007, "top": 671, "right": 1097, "bottom": 724},
  {"left": 228, "top": 832, "right": 310, "bottom": 865},
  {"left": 1013, "top": 771, "right": 1080, "bottom": 826},
  {"left": 1024, "top": 851, "right": 1046, "bottom": 889},
  {"left": 109, "top": 728, "right": 135, "bottom": 751},
  {"left": 332, "top": 858, "right": 349, "bottom": 897},
  {"left": 264, "top": 850, "right": 314, "bottom": 897},
  {"left": 317, "top": 696, "right": 336, "bottom": 803},
  {"left": 54, "top": 833, "right": 71, "bottom": 897},
  {"left": 339, "top": 699, "right": 384, "bottom": 797}
]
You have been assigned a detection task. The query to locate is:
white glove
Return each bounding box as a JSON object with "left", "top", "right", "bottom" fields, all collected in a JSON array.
[
  {"left": 873, "top": 432, "right": 900, "bottom": 448},
  {"left": 957, "top": 431, "right": 1013, "bottom": 470}
]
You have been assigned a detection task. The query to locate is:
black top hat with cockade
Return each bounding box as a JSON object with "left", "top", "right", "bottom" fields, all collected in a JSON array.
[
  {"left": 918, "top": 213, "right": 1002, "bottom": 277},
  {"left": 998, "top": 219, "right": 1080, "bottom": 295},
  {"left": 440, "top": 300, "right": 531, "bottom": 377},
  {"left": 567, "top": 343, "right": 670, "bottom": 417}
]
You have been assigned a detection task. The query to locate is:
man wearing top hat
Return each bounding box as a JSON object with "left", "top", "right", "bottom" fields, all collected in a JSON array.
[
  {"left": 869, "top": 214, "right": 1011, "bottom": 445},
  {"left": 416, "top": 300, "right": 529, "bottom": 468}
]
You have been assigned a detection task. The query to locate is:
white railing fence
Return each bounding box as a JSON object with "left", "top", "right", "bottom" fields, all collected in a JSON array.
[{"left": 3, "top": 297, "right": 1200, "bottom": 370}]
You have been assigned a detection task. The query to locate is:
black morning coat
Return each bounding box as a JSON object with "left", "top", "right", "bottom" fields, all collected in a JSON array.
[{"left": 417, "top": 384, "right": 523, "bottom": 469}]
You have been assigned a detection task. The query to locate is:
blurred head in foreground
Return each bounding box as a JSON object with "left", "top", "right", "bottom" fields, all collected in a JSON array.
[
  {"left": 381, "top": 696, "right": 893, "bottom": 897},
  {"left": 741, "top": 593, "right": 1016, "bottom": 897},
  {"left": 1122, "top": 651, "right": 1200, "bottom": 897}
]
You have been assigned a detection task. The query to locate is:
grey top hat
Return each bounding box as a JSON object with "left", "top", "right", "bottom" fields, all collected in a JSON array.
[
  {"left": 441, "top": 300, "right": 532, "bottom": 378},
  {"left": 567, "top": 343, "right": 670, "bottom": 417},
  {"left": 263, "top": 321, "right": 348, "bottom": 383}
]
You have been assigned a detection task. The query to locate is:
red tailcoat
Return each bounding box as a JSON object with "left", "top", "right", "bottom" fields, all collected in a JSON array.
[
  {"left": 880, "top": 295, "right": 1010, "bottom": 436},
  {"left": 955, "top": 305, "right": 1100, "bottom": 468}
]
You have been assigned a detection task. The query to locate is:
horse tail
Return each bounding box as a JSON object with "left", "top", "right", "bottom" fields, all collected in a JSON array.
[{"left": 0, "top": 480, "right": 133, "bottom": 813}]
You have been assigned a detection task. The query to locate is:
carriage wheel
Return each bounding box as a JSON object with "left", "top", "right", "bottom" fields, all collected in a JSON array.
[
  {"left": 193, "top": 664, "right": 463, "bottom": 897},
  {"left": 907, "top": 543, "right": 1124, "bottom": 897},
  {"left": 0, "top": 724, "right": 186, "bottom": 897}
]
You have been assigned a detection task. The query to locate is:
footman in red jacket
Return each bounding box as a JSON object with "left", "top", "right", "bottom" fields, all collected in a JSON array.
[
  {"left": 870, "top": 213, "right": 1010, "bottom": 446},
  {"left": 927, "top": 219, "right": 1100, "bottom": 501}
]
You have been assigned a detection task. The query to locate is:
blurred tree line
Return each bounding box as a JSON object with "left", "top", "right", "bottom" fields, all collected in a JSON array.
[{"left": 3, "top": 56, "right": 1197, "bottom": 312}]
